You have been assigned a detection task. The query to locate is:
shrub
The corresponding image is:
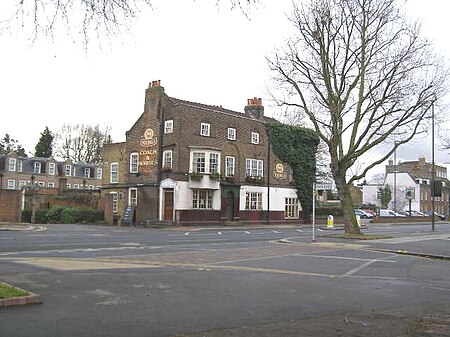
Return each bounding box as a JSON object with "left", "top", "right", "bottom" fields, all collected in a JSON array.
[
  {"left": 45, "top": 206, "right": 104, "bottom": 224},
  {"left": 46, "top": 206, "right": 67, "bottom": 223}
]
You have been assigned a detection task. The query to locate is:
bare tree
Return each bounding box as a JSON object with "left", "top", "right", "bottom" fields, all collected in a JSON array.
[
  {"left": 54, "top": 124, "right": 111, "bottom": 163},
  {"left": 1, "top": 0, "right": 257, "bottom": 46},
  {"left": 269, "top": 0, "right": 448, "bottom": 233}
]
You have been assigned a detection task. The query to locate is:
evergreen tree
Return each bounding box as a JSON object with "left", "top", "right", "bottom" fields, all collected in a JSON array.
[{"left": 35, "top": 126, "right": 54, "bottom": 158}]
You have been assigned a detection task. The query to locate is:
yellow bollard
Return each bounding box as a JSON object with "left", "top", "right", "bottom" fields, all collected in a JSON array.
[{"left": 327, "top": 215, "right": 334, "bottom": 229}]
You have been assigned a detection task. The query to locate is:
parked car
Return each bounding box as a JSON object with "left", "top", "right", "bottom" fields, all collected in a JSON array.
[
  {"left": 423, "top": 211, "right": 446, "bottom": 220},
  {"left": 379, "top": 209, "right": 406, "bottom": 217},
  {"left": 404, "top": 210, "right": 426, "bottom": 217},
  {"left": 354, "top": 209, "right": 374, "bottom": 219}
]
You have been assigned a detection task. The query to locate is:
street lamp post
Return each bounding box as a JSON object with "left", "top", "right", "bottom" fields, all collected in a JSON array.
[
  {"left": 431, "top": 104, "right": 435, "bottom": 232},
  {"left": 30, "top": 175, "right": 37, "bottom": 225}
]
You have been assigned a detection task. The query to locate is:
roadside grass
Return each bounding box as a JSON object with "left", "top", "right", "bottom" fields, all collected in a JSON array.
[
  {"left": 329, "top": 233, "right": 392, "bottom": 240},
  {"left": 0, "top": 283, "right": 30, "bottom": 299}
]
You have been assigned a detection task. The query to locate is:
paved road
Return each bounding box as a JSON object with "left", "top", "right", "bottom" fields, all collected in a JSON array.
[{"left": 0, "top": 222, "right": 449, "bottom": 336}]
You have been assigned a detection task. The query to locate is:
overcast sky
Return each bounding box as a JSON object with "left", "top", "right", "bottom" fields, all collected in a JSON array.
[{"left": 1, "top": 0, "right": 449, "bottom": 178}]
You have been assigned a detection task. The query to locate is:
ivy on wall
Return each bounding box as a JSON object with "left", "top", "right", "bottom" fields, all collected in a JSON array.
[{"left": 266, "top": 122, "right": 320, "bottom": 216}]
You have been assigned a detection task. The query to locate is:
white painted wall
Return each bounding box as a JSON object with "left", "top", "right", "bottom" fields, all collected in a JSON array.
[
  {"left": 384, "top": 172, "right": 420, "bottom": 211},
  {"left": 362, "top": 185, "right": 381, "bottom": 206}
]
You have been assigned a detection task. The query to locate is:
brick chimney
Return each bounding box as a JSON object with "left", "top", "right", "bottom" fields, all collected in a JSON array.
[{"left": 244, "top": 97, "right": 264, "bottom": 119}]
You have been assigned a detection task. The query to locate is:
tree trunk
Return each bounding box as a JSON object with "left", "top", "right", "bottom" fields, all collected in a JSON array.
[{"left": 334, "top": 171, "right": 361, "bottom": 234}]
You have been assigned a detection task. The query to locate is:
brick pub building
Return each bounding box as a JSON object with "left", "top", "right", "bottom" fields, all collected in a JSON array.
[{"left": 101, "top": 81, "right": 303, "bottom": 226}]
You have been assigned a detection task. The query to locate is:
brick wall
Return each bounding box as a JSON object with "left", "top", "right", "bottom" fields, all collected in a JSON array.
[{"left": 0, "top": 190, "right": 21, "bottom": 222}]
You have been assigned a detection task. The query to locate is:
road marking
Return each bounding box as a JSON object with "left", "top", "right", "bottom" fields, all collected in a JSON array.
[
  {"left": 317, "top": 229, "right": 323, "bottom": 232},
  {"left": 0, "top": 245, "right": 162, "bottom": 256},
  {"left": 296, "top": 229, "right": 303, "bottom": 233},
  {"left": 244, "top": 231, "right": 251, "bottom": 235},
  {"left": 373, "top": 234, "right": 449, "bottom": 244},
  {"left": 217, "top": 232, "right": 222, "bottom": 235},
  {"left": 341, "top": 260, "right": 378, "bottom": 277},
  {"left": 184, "top": 232, "right": 190, "bottom": 236},
  {"left": 272, "top": 230, "right": 280, "bottom": 234}
]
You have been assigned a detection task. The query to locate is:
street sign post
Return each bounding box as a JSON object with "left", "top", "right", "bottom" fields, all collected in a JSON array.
[{"left": 312, "top": 182, "right": 333, "bottom": 241}]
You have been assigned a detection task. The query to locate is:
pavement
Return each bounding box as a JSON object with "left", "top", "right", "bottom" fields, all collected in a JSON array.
[{"left": 0, "top": 223, "right": 46, "bottom": 231}]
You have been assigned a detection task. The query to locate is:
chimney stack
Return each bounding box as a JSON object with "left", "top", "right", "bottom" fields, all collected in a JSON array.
[{"left": 244, "top": 97, "right": 264, "bottom": 119}]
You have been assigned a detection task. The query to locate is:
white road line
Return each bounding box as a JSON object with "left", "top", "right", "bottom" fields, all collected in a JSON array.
[
  {"left": 244, "top": 231, "right": 251, "bottom": 235},
  {"left": 184, "top": 232, "right": 190, "bottom": 236},
  {"left": 296, "top": 229, "right": 303, "bottom": 233},
  {"left": 0, "top": 245, "right": 163, "bottom": 256},
  {"left": 342, "top": 260, "right": 378, "bottom": 277},
  {"left": 217, "top": 232, "right": 222, "bottom": 235},
  {"left": 317, "top": 229, "right": 323, "bottom": 232},
  {"left": 272, "top": 230, "right": 280, "bottom": 234}
]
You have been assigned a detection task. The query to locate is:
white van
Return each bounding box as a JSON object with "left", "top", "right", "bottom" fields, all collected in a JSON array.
[{"left": 379, "top": 209, "right": 406, "bottom": 217}]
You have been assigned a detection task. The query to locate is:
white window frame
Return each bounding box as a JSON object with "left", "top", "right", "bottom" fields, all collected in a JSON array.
[
  {"left": 73, "top": 166, "right": 77, "bottom": 177},
  {"left": 227, "top": 127, "right": 236, "bottom": 141},
  {"left": 245, "top": 192, "right": 262, "bottom": 210},
  {"left": 200, "top": 123, "right": 211, "bottom": 137},
  {"left": 74, "top": 184, "right": 80, "bottom": 189},
  {"left": 225, "top": 156, "right": 235, "bottom": 177},
  {"left": 8, "top": 158, "right": 16, "bottom": 171},
  {"left": 245, "top": 158, "right": 263, "bottom": 177},
  {"left": 209, "top": 153, "right": 219, "bottom": 174},
  {"left": 48, "top": 182, "right": 55, "bottom": 189},
  {"left": 191, "top": 150, "right": 221, "bottom": 174},
  {"left": 19, "top": 180, "right": 27, "bottom": 189},
  {"left": 285, "top": 197, "right": 299, "bottom": 219},
  {"left": 17, "top": 160, "right": 23, "bottom": 172},
  {"left": 192, "top": 152, "right": 206, "bottom": 173},
  {"left": 96, "top": 168, "right": 103, "bottom": 180},
  {"left": 164, "top": 120, "right": 174, "bottom": 134},
  {"left": 37, "top": 182, "right": 45, "bottom": 188},
  {"left": 7, "top": 179, "right": 16, "bottom": 190},
  {"left": 110, "top": 163, "right": 119, "bottom": 183},
  {"left": 66, "top": 183, "right": 71, "bottom": 189},
  {"left": 251, "top": 132, "right": 260, "bottom": 145},
  {"left": 34, "top": 162, "right": 41, "bottom": 174},
  {"left": 130, "top": 152, "right": 139, "bottom": 173},
  {"left": 65, "top": 164, "right": 72, "bottom": 176},
  {"left": 111, "top": 192, "right": 118, "bottom": 213},
  {"left": 162, "top": 150, "right": 173, "bottom": 169},
  {"left": 84, "top": 168, "right": 91, "bottom": 178},
  {"left": 192, "top": 189, "right": 213, "bottom": 209},
  {"left": 48, "top": 162, "right": 55, "bottom": 175},
  {"left": 129, "top": 188, "right": 138, "bottom": 207}
]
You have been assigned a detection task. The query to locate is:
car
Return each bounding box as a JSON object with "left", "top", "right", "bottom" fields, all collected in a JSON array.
[
  {"left": 354, "top": 209, "right": 374, "bottom": 219},
  {"left": 379, "top": 209, "right": 406, "bottom": 217},
  {"left": 423, "top": 211, "right": 446, "bottom": 220},
  {"left": 404, "top": 210, "right": 426, "bottom": 217}
]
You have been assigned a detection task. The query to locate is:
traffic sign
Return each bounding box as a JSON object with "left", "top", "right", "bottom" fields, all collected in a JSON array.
[{"left": 314, "top": 182, "right": 332, "bottom": 190}]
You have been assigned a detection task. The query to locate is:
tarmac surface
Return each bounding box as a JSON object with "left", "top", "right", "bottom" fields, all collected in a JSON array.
[{"left": 0, "top": 221, "right": 449, "bottom": 336}]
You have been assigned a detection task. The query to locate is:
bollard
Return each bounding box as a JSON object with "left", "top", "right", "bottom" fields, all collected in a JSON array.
[{"left": 327, "top": 215, "right": 334, "bottom": 229}]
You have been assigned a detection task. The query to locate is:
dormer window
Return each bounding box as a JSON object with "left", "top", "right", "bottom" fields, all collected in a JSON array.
[
  {"left": 48, "top": 163, "right": 56, "bottom": 175},
  {"left": 34, "top": 162, "right": 41, "bottom": 174},
  {"left": 8, "top": 158, "right": 16, "bottom": 171},
  {"left": 65, "top": 164, "right": 72, "bottom": 176}
]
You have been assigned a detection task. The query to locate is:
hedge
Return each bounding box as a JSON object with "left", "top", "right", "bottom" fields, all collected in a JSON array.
[{"left": 22, "top": 206, "right": 104, "bottom": 224}]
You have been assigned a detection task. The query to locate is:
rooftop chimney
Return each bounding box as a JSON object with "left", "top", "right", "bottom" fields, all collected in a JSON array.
[
  {"left": 244, "top": 97, "right": 264, "bottom": 119},
  {"left": 149, "top": 80, "right": 161, "bottom": 88}
]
